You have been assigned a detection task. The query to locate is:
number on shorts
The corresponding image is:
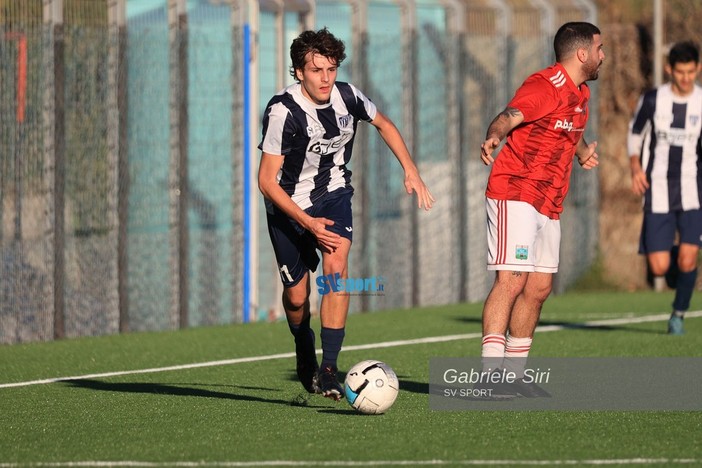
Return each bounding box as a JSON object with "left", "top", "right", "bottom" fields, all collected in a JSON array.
[{"left": 279, "top": 264, "right": 293, "bottom": 283}]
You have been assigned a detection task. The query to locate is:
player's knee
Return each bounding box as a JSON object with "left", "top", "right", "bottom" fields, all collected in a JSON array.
[
  {"left": 323, "top": 258, "right": 348, "bottom": 278},
  {"left": 529, "top": 291, "right": 551, "bottom": 306},
  {"left": 678, "top": 257, "right": 698, "bottom": 273},
  {"left": 492, "top": 272, "right": 528, "bottom": 299},
  {"left": 283, "top": 288, "right": 309, "bottom": 312},
  {"left": 524, "top": 282, "right": 552, "bottom": 304},
  {"left": 648, "top": 261, "right": 669, "bottom": 276}
]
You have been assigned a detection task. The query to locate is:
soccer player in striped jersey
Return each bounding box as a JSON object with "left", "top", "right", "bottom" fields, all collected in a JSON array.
[
  {"left": 478, "top": 22, "right": 603, "bottom": 397},
  {"left": 258, "top": 28, "right": 434, "bottom": 400},
  {"left": 628, "top": 41, "right": 702, "bottom": 335}
]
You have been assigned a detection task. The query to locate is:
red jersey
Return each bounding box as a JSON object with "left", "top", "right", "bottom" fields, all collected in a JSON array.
[{"left": 486, "top": 63, "right": 590, "bottom": 219}]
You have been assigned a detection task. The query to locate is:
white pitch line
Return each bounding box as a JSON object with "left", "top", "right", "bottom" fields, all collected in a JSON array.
[
  {"left": 1, "top": 310, "right": 700, "bottom": 390},
  {"left": 0, "top": 457, "right": 700, "bottom": 466}
]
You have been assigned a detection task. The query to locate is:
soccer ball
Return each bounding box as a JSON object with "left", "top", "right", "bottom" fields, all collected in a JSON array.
[{"left": 344, "top": 360, "right": 399, "bottom": 414}]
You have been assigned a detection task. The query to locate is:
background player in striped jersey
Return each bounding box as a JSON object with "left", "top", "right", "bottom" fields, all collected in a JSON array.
[
  {"left": 258, "top": 28, "right": 434, "bottom": 400},
  {"left": 478, "top": 22, "right": 603, "bottom": 396},
  {"left": 628, "top": 41, "right": 702, "bottom": 335}
]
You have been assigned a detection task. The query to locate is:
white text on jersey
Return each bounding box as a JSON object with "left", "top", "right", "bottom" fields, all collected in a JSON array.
[{"left": 554, "top": 119, "right": 574, "bottom": 132}]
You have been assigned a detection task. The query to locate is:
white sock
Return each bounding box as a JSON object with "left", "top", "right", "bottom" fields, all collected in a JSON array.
[
  {"left": 504, "top": 335, "right": 532, "bottom": 379},
  {"left": 481, "top": 333, "right": 505, "bottom": 372}
]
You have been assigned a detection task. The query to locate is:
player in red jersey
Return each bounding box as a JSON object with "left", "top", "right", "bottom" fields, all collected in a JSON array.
[{"left": 477, "top": 22, "right": 603, "bottom": 398}]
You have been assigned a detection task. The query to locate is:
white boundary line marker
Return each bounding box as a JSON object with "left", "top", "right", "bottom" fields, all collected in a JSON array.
[{"left": 1, "top": 311, "right": 700, "bottom": 390}]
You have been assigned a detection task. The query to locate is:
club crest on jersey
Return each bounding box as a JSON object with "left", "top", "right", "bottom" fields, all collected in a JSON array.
[
  {"left": 690, "top": 115, "right": 700, "bottom": 126},
  {"left": 516, "top": 245, "right": 528, "bottom": 260},
  {"left": 554, "top": 119, "right": 573, "bottom": 132},
  {"left": 338, "top": 114, "right": 352, "bottom": 127}
]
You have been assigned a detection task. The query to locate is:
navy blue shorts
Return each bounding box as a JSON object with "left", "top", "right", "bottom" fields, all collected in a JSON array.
[
  {"left": 266, "top": 189, "right": 353, "bottom": 287},
  {"left": 639, "top": 209, "right": 702, "bottom": 254}
]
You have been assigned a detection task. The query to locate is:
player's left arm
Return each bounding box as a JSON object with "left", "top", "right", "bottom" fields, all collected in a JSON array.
[
  {"left": 369, "top": 110, "right": 435, "bottom": 210},
  {"left": 575, "top": 134, "right": 599, "bottom": 170}
]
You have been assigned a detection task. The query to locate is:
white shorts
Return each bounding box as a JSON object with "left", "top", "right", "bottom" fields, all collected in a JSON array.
[{"left": 486, "top": 198, "right": 560, "bottom": 273}]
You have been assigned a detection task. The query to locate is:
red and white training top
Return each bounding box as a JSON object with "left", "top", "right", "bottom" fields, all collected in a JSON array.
[{"left": 486, "top": 62, "right": 590, "bottom": 220}]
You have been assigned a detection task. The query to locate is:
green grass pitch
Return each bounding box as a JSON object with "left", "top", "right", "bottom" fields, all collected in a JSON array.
[{"left": 1, "top": 290, "right": 701, "bottom": 466}]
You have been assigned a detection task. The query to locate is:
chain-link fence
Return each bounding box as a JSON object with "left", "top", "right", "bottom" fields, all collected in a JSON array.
[{"left": 0, "top": 0, "right": 600, "bottom": 344}]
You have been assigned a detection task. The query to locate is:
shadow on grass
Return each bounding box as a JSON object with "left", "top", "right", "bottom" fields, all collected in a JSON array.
[
  {"left": 285, "top": 370, "right": 348, "bottom": 386},
  {"left": 452, "top": 315, "right": 664, "bottom": 334},
  {"left": 398, "top": 379, "right": 429, "bottom": 395},
  {"left": 317, "top": 408, "right": 374, "bottom": 415},
  {"left": 168, "top": 382, "right": 276, "bottom": 392},
  {"left": 538, "top": 320, "right": 664, "bottom": 334},
  {"left": 62, "top": 379, "right": 296, "bottom": 406}
]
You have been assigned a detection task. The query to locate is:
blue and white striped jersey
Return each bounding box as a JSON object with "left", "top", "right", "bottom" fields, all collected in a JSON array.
[
  {"left": 259, "top": 81, "right": 377, "bottom": 211},
  {"left": 628, "top": 83, "right": 702, "bottom": 213}
]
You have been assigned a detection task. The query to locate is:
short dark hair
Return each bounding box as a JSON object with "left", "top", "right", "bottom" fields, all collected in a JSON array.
[
  {"left": 668, "top": 41, "right": 699, "bottom": 67},
  {"left": 289, "top": 27, "right": 346, "bottom": 79},
  {"left": 553, "top": 22, "right": 601, "bottom": 62}
]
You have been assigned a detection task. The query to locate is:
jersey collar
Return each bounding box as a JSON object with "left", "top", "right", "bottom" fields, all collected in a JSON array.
[{"left": 554, "top": 62, "right": 586, "bottom": 97}]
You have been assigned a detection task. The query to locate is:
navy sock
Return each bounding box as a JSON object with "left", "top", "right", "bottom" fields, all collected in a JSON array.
[
  {"left": 288, "top": 313, "right": 310, "bottom": 335},
  {"left": 320, "top": 327, "right": 345, "bottom": 370},
  {"left": 673, "top": 269, "right": 697, "bottom": 312},
  {"left": 288, "top": 315, "right": 316, "bottom": 360}
]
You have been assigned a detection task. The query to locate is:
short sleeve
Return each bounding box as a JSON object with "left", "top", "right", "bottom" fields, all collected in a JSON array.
[
  {"left": 508, "top": 75, "right": 559, "bottom": 123},
  {"left": 259, "top": 101, "right": 293, "bottom": 156},
  {"left": 337, "top": 82, "right": 377, "bottom": 122}
]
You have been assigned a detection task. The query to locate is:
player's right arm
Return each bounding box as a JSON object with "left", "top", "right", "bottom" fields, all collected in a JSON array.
[
  {"left": 480, "top": 107, "right": 524, "bottom": 165},
  {"left": 627, "top": 93, "right": 653, "bottom": 196},
  {"left": 258, "top": 152, "right": 342, "bottom": 252}
]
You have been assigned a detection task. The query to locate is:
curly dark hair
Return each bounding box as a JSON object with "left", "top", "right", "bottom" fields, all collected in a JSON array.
[{"left": 289, "top": 27, "right": 346, "bottom": 80}]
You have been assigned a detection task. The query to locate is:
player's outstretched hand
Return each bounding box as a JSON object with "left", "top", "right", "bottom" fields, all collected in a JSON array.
[
  {"left": 404, "top": 171, "right": 435, "bottom": 211},
  {"left": 481, "top": 137, "right": 500, "bottom": 165},
  {"left": 578, "top": 141, "right": 599, "bottom": 170}
]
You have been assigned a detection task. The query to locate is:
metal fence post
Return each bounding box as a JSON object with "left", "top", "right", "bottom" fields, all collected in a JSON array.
[
  {"left": 108, "top": 0, "right": 129, "bottom": 332},
  {"left": 168, "top": 0, "right": 189, "bottom": 329},
  {"left": 43, "top": 0, "right": 65, "bottom": 339}
]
